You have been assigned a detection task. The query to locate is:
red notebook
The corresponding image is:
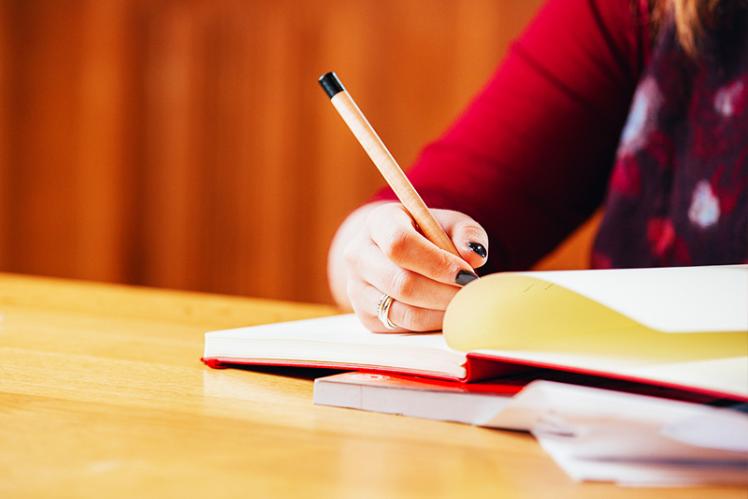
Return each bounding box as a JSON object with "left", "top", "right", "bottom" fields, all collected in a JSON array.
[{"left": 202, "top": 313, "right": 746, "bottom": 403}]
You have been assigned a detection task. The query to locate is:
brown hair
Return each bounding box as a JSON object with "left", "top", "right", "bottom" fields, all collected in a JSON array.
[{"left": 653, "top": 0, "right": 722, "bottom": 55}]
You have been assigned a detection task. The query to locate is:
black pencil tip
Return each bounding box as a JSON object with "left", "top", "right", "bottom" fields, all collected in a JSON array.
[{"left": 319, "top": 71, "right": 345, "bottom": 99}]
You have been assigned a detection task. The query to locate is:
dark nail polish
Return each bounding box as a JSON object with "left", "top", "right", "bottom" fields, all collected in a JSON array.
[
  {"left": 467, "top": 242, "right": 487, "bottom": 259},
  {"left": 455, "top": 270, "right": 479, "bottom": 286}
]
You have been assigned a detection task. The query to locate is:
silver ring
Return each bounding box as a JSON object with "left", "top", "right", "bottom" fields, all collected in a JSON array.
[{"left": 376, "top": 293, "right": 398, "bottom": 330}]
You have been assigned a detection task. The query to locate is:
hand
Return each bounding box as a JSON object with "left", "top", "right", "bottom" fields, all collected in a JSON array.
[{"left": 330, "top": 202, "right": 488, "bottom": 332}]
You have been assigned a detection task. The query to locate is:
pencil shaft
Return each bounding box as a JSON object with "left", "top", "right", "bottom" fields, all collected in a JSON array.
[{"left": 330, "top": 90, "right": 459, "bottom": 256}]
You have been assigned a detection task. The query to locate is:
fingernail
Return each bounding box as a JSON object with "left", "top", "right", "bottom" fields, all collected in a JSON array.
[
  {"left": 455, "top": 270, "right": 479, "bottom": 286},
  {"left": 467, "top": 242, "right": 487, "bottom": 259}
]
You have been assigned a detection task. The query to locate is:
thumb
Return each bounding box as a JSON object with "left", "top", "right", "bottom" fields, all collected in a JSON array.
[{"left": 432, "top": 209, "right": 489, "bottom": 270}]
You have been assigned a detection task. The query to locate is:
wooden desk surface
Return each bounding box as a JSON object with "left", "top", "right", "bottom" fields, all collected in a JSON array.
[{"left": 0, "top": 274, "right": 743, "bottom": 498}]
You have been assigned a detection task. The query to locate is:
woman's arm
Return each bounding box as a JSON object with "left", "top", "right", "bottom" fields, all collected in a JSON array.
[
  {"left": 329, "top": 0, "right": 646, "bottom": 325},
  {"left": 370, "top": 0, "right": 646, "bottom": 272}
]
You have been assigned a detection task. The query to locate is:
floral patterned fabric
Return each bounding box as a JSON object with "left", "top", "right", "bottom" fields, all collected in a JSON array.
[{"left": 593, "top": 20, "right": 748, "bottom": 267}]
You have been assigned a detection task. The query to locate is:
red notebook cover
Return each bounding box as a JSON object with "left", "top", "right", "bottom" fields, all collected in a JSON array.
[{"left": 201, "top": 354, "right": 738, "bottom": 404}]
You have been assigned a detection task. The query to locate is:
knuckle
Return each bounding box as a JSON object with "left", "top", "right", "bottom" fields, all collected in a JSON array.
[
  {"left": 424, "top": 250, "right": 460, "bottom": 282},
  {"left": 393, "top": 305, "right": 424, "bottom": 331},
  {"left": 366, "top": 202, "right": 397, "bottom": 227},
  {"left": 435, "top": 253, "right": 460, "bottom": 278},
  {"left": 364, "top": 209, "right": 379, "bottom": 229},
  {"left": 381, "top": 230, "right": 411, "bottom": 261},
  {"left": 388, "top": 269, "right": 416, "bottom": 299}
]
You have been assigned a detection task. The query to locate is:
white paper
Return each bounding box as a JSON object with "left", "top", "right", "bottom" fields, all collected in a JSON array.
[
  {"left": 524, "top": 265, "right": 748, "bottom": 333},
  {"left": 485, "top": 381, "right": 748, "bottom": 486},
  {"left": 204, "top": 314, "right": 467, "bottom": 378},
  {"left": 663, "top": 409, "right": 748, "bottom": 453}
]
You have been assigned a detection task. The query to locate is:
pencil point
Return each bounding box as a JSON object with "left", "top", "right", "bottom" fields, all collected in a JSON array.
[{"left": 319, "top": 71, "right": 345, "bottom": 99}]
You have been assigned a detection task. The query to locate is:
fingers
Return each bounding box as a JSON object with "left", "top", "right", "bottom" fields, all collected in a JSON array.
[
  {"left": 341, "top": 202, "right": 487, "bottom": 333},
  {"left": 366, "top": 204, "right": 477, "bottom": 286},
  {"left": 347, "top": 240, "right": 459, "bottom": 310},
  {"left": 348, "top": 280, "right": 444, "bottom": 333},
  {"left": 432, "top": 209, "right": 489, "bottom": 270}
]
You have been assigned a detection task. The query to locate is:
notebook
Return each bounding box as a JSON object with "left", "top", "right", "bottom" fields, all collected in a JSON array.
[
  {"left": 202, "top": 265, "right": 748, "bottom": 402},
  {"left": 312, "top": 371, "right": 719, "bottom": 425}
]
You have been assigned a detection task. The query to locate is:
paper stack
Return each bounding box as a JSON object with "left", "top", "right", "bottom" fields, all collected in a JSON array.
[
  {"left": 488, "top": 381, "right": 748, "bottom": 486},
  {"left": 315, "top": 376, "right": 748, "bottom": 487}
]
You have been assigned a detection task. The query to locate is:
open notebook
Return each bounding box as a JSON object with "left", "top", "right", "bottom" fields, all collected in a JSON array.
[{"left": 202, "top": 265, "right": 748, "bottom": 402}]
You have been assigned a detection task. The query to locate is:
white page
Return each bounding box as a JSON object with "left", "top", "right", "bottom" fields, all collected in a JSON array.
[
  {"left": 204, "top": 314, "right": 466, "bottom": 378},
  {"left": 485, "top": 380, "right": 740, "bottom": 430},
  {"left": 523, "top": 265, "right": 748, "bottom": 333},
  {"left": 485, "top": 381, "right": 748, "bottom": 486},
  {"left": 663, "top": 410, "right": 748, "bottom": 453},
  {"left": 538, "top": 436, "right": 748, "bottom": 487},
  {"left": 205, "top": 314, "right": 451, "bottom": 354}
]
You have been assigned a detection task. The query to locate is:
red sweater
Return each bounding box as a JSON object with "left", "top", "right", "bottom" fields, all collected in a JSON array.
[{"left": 373, "top": 0, "right": 748, "bottom": 271}]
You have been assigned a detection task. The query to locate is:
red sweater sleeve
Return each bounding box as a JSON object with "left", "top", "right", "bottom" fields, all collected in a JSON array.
[{"left": 372, "top": 0, "right": 647, "bottom": 272}]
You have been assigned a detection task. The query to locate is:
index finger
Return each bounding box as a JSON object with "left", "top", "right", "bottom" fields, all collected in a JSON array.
[{"left": 367, "top": 205, "right": 478, "bottom": 287}]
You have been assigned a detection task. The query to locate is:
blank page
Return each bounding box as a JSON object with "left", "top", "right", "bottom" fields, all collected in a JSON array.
[{"left": 204, "top": 314, "right": 466, "bottom": 379}]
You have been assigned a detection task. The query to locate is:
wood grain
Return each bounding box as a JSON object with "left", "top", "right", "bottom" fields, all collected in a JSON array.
[
  {"left": 0, "top": 0, "right": 559, "bottom": 304},
  {"left": 0, "top": 273, "right": 743, "bottom": 498}
]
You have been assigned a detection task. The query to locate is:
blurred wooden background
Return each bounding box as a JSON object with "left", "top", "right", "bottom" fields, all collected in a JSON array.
[{"left": 0, "top": 0, "right": 595, "bottom": 304}]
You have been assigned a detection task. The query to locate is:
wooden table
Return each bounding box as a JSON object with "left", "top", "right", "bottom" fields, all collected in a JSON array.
[{"left": 0, "top": 274, "right": 743, "bottom": 498}]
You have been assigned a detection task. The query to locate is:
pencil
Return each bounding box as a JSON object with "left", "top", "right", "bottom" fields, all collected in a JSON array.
[{"left": 318, "top": 71, "right": 460, "bottom": 257}]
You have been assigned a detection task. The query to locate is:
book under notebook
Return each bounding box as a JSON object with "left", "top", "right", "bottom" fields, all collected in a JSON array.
[{"left": 313, "top": 372, "right": 518, "bottom": 425}]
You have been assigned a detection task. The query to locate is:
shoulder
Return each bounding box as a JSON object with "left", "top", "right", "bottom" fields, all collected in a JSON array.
[{"left": 518, "top": 0, "right": 649, "bottom": 81}]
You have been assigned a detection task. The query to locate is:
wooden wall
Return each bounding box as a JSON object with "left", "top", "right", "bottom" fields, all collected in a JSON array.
[{"left": 0, "top": 0, "right": 584, "bottom": 305}]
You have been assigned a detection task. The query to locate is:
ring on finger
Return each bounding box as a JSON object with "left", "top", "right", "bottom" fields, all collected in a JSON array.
[{"left": 376, "top": 293, "right": 398, "bottom": 330}]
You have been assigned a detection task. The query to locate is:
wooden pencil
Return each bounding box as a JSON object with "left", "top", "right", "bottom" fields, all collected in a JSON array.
[{"left": 318, "top": 71, "right": 460, "bottom": 257}]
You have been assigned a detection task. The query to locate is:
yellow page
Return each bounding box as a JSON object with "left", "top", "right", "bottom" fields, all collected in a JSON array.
[{"left": 443, "top": 267, "right": 748, "bottom": 397}]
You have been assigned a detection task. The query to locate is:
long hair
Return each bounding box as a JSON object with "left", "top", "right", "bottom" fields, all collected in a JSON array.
[
  {"left": 652, "top": 0, "right": 720, "bottom": 56},
  {"left": 653, "top": 0, "right": 741, "bottom": 55}
]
